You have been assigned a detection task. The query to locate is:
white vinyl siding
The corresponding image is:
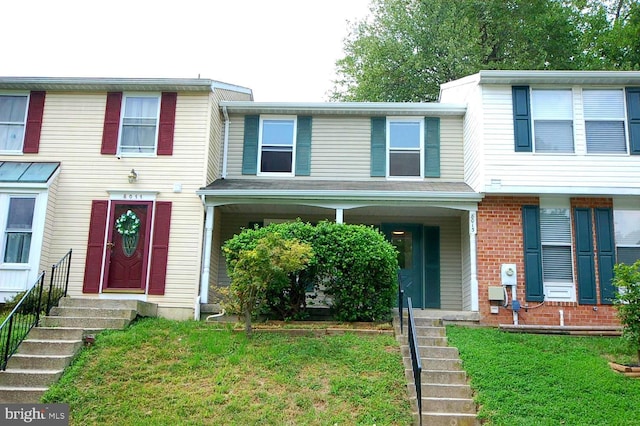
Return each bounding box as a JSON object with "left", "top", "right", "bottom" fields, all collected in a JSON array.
[
  {"left": 532, "top": 89, "right": 574, "bottom": 153},
  {"left": 0, "top": 94, "right": 28, "bottom": 152},
  {"left": 540, "top": 206, "right": 575, "bottom": 301},
  {"left": 614, "top": 210, "right": 640, "bottom": 265},
  {"left": 583, "top": 89, "right": 627, "bottom": 153}
]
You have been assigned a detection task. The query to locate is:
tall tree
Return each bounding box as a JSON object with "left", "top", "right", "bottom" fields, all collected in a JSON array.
[{"left": 331, "top": 0, "right": 640, "bottom": 102}]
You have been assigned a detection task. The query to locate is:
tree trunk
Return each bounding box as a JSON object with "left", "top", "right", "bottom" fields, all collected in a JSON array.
[{"left": 244, "top": 307, "right": 253, "bottom": 338}]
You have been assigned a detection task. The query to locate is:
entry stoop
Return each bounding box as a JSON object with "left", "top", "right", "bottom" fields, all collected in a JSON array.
[
  {"left": 395, "top": 315, "right": 479, "bottom": 426},
  {"left": 0, "top": 297, "right": 157, "bottom": 403}
]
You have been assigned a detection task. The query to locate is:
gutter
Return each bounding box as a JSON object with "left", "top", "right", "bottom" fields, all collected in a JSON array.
[{"left": 221, "top": 106, "right": 229, "bottom": 179}]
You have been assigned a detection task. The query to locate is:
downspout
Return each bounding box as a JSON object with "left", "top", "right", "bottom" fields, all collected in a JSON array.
[{"left": 222, "top": 106, "right": 230, "bottom": 179}]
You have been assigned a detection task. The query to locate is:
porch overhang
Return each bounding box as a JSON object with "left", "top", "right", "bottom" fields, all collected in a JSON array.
[{"left": 197, "top": 179, "right": 483, "bottom": 211}]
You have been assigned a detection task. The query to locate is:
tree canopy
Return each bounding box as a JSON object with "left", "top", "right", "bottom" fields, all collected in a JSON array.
[{"left": 331, "top": 0, "right": 640, "bottom": 102}]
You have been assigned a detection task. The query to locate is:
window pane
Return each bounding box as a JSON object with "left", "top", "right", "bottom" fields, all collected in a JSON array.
[
  {"left": 534, "top": 121, "right": 574, "bottom": 152},
  {"left": 0, "top": 124, "right": 25, "bottom": 150},
  {"left": 261, "top": 149, "right": 293, "bottom": 173},
  {"left": 262, "top": 120, "right": 294, "bottom": 147},
  {"left": 617, "top": 247, "right": 640, "bottom": 265},
  {"left": 121, "top": 126, "right": 156, "bottom": 153},
  {"left": 583, "top": 90, "right": 624, "bottom": 119},
  {"left": 124, "top": 97, "right": 158, "bottom": 119},
  {"left": 390, "top": 231, "right": 412, "bottom": 269},
  {"left": 4, "top": 233, "right": 31, "bottom": 263},
  {"left": 532, "top": 90, "right": 572, "bottom": 120},
  {"left": 542, "top": 245, "right": 573, "bottom": 282},
  {"left": 7, "top": 198, "right": 35, "bottom": 229},
  {"left": 614, "top": 210, "right": 640, "bottom": 245},
  {"left": 389, "top": 151, "right": 420, "bottom": 177},
  {"left": 390, "top": 121, "right": 420, "bottom": 149},
  {"left": 540, "top": 208, "right": 572, "bottom": 243},
  {"left": 0, "top": 96, "right": 28, "bottom": 122},
  {"left": 586, "top": 121, "right": 626, "bottom": 153}
]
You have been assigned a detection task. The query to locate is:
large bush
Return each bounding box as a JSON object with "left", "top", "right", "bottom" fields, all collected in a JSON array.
[
  {"left": 613, "top": 261, "right": 640, "bottom": 365},
  {"left": 223, "top": 220, "right": 399, "bottom": 322}
]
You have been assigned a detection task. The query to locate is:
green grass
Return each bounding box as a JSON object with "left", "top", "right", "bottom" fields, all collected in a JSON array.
[
  {"left": 43, "top": 317, "right": 412, "bottom": 425},
  {"left": 446, "top": 326, "right": 640, "bottom": 426}
]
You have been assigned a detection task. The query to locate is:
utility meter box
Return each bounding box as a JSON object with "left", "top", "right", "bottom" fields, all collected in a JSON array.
[
  {"left": 488, "top": 286, "right": 505, "bottom": 301},
  {"left": 501, "top": 264, "right": 517, "bottom": 286}
]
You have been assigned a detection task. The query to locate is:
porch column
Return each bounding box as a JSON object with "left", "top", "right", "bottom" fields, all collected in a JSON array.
[
  {"left": 469, "top": 210, "right": 479, "bottom": 311},
  {"left": 200, "top": 205, "right": 215, "bottom": 304},
  {"left": 336, "top": 208, "right": 344, "bottom": 224}
]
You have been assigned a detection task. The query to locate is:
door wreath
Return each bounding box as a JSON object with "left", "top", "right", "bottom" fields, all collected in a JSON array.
[{"left": 115, "top": 210, "right": 140, "bottom": 257}]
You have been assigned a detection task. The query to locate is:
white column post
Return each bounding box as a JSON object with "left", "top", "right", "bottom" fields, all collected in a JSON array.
[
  {"left": 336, "top": 208, "right": 344, "bottom": 224},
  {"left": 469, "top": 210, "right": 479, "bottom": 311},
  {"left": 200, "top": 205, "right": 215, "bottom": 304}
]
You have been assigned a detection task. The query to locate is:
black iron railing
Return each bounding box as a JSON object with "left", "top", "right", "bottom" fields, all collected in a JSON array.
[
  {"left": 398, "top": 273, "right": 404, "bottom": 334},
  {"left": 407, "top": 297, "right": 423, "bottom": 426},
  {"left": 0, "top": 249, "right": 72, "bottom": 370}
]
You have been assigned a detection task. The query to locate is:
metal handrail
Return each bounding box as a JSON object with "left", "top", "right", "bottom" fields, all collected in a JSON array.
[
  {"left": 407, "top": 297, "right": 423, "bottom": 426},
  {"left": 0, "top": 249, "right": 72, "bottom": 371}
]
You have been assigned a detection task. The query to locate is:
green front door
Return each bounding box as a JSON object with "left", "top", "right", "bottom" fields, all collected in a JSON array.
[{"left": 382, "top": 224, "right": 423, "bottom": 308}]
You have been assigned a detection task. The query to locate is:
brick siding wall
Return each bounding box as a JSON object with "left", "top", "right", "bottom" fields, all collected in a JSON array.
[{"left": 476, "top": 195, "right": 619, "bottom": 326}]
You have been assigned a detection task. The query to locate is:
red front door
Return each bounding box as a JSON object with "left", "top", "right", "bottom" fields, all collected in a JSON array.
[{"left": 103, "top": 201, "right": 153, "bottom": 292}]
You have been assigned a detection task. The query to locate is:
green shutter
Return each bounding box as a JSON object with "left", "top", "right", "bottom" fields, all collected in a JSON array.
[
  {"left": 370, "top": 117, "right": 386, "bottom": 177},
  {"left": 522, "top": 205, "right": 544, "bottom": 301},
  {"left": 574, "top": 208, "right": 597, "bottom": 305},
  {"left": 242, "top": 115, "right": 259, "bottom": 175},
  {"left": 626, "top": 87, "right": 640, "bottom": 155},
  {"left": 424, "top": 226, "right": 440, "bottom": 309},
  {"left": 295, "top": 116, "right": 312, "bottom": 176},
  {"left": 424, "top": 117, "right": 440, "bottom": 178},
  {"left": 595, "top": 207, "right": 616, "bottom": 304},
  {"left": 513, "top": 86, "right": 532, "bottom": 152}
]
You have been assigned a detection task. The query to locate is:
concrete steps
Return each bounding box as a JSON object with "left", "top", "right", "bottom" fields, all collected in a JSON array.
[
  {"left": 0, "top": 297, "right": 156, "bottom": 404},
  {"left": 396, "top": 315, "right": 479, "bottom": 426}
]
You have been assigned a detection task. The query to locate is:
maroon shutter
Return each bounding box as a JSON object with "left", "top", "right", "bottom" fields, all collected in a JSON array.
[
  {"left": 148, "top": 201, "right": 172, "bottom": 295},
  {"left": 101, "top": 92, "right": 122, "bottom": 155},
  {"left": 83, "top": 200, "right": 108, "bottom": 293},
  {"left": 23, "top": 91, "right": 46, "bottom": 153},
  {"left": 157, "top": 92, "right": 177, "bottom": 155}
]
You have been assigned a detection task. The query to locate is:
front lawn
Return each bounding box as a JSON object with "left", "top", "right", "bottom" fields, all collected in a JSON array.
[
  {"left": 43, "top": 317, "right": 412, "bottom": 425},
  {"left": 447, "top": 326, "right": 640, "bottom": 425}
]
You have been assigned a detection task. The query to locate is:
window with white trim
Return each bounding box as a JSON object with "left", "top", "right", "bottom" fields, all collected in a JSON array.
[
  {"left": 584, "top": 89, "right": 627, "bottom": 153},
  {"left": 614, "top": 210, "right": 640, "bottom": 264},
  {"left": 119, "top": 95, "right": 160, "bottom": 155},
  {"left": 3, "top": 197, "right": 35, "bottom": 264},
  {"left": 258, "top": 117, "right": 296, "bottom": 174},
  {"left": 387, "top": 119, "right": 423, "bottom": 177},
  {"left": 0, "top": 94, "right": 28, "bottom": 152},
  {"left": 540, "top": 206, "right": 575, "bottom": 301},
  {"left": 532, "top": 89, "right": 574, "bottom": 153}
]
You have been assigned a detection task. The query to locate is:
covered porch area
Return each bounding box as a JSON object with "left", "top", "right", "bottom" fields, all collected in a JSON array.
[{"left": 196, "top": 179, "right": 483, "bottom": 314}]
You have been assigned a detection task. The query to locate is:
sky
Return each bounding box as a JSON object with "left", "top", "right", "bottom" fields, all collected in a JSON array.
[{"left": 2, "top": 0, "right": 371, "bottom": 102}]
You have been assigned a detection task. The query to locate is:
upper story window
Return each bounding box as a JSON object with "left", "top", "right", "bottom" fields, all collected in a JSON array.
[
  {"left": 258, "top": 117, "right": 296, "bottom": 175},
  {"left": 3, "top": 197, "right": 35, "bottom": 264},
  {"left": 387, "top": 119, "right": 423, "bottom": 178},
  {"left": 531, "top": 89, "right": 574, "bottom": 153},
  {"left": 540, "top": 205, "right": 575, "bottom": 301},
  {"left": 0, "top": 95, "right": 28, "bottom": 152},
  {"left": 119, "top": 95, "right": 160, "bottom": 155},
  {"left": 614, "top": 210, "right": 640, "bottom": 265},
  {"left": 583, "top": 89, "right": 627, "bottom": 153}
]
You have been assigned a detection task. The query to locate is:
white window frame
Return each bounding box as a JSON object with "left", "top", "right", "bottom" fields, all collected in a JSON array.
[
  {"left": 0, "top": 92, "right": 30, "bottom": 154},
  {"left": 2, "top": 196, "right": 36, "bottom": 265},
  {"left": 386, "top": 117, "right": 424, "bottom": 179},
  {"left": 531, "top": 89, "right": 575, "bottom": 154},
  {"left": 613, "top": 208, "right": 640, "bottom": 265},
  {"left": 539, "top": 200, "right": 576, "bottom": 302},
  {"left": 117, "top": 93, "right": 161, "bottom": 157},
  {"left": 583, "top": 88, "right": 628, "bottom": 154},
  {"left": 257, "top": 115, "right": 297, "bottom": 177}
]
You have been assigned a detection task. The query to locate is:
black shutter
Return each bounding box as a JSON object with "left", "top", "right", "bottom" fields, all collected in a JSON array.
[
  {"left": 522, "top": 205, "right": 544, "bottom": 301},
  {"left": 574, "top": 208, "right": 597, "bottom": 304},
  {"left": 595, "top": 208, "right": 616, "bottom": 304},
  {"left": 513, "top": 86, "right": 532, "bottom": 152}
]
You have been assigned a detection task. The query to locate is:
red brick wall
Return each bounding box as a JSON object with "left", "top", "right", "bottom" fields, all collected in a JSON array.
[{"left": 476, "top": 195, "right": 619, "bottom": 326}]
